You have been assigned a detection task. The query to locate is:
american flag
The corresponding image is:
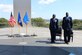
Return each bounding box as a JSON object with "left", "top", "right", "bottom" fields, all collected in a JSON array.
[{"left": 8, "top": 12, "right": 16, "bottom": 27}]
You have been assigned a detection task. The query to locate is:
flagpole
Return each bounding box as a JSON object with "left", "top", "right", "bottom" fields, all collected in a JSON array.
[
  {"left": 8, "top": 12, "right": 16, "bottom": 37},
  {"left": 18, "top": 24, "right": 20, "bottom": 34},
  {"left": 9, "top": 27, "right": 13, "bottom": 37},
  {"left": 26, "top": 24, "right": 27, "bottom": 35},
  {"left": 23, "top": 12, "right": 29, "bottom": 35},
  {"left": 11, "top": 27, "right": 13, "bottom": 35},
  {"left": 9, "top": 25, "right": 12, "bottom": 35}
]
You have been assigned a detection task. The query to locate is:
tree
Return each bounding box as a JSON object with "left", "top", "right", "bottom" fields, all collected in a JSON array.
[
  {"left": 0, "top": 18, "right": 9, "bottom": 28},
  {"left": 31, "top": 17, "right": 46, "bottom": 27},
  {"left": 73, "top": 19, "right": 82, "bottom": 30},
  {"left": 0, "top": 18, "right": 8, "bottom": 23}
]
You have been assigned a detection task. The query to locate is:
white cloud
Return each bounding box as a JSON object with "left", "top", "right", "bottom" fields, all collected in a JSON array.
[
  {"left": 38, "top": 0, "right": 56, "bottom": 5},
  {"left": 0, "top": 4, "right": 13, "bottom": 12},
  {"left": 32, "top": 11, "right": 36, "bottom": 15}
]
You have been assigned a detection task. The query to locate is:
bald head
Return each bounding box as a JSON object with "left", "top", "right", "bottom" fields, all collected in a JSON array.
[
  {"left": 66, "top": 12, "right": 69, "bottom": 17},
  {"left": 52, "top": 14, "right": 56, "bottom": 18}
]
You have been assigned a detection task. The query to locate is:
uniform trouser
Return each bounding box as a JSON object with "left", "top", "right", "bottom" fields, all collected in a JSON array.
[
  {"left": 64, "top": 30, "right": 71, "bottom": 43},
  {"left": 50, "top": 30, "right": 56, "bottom": 42}
]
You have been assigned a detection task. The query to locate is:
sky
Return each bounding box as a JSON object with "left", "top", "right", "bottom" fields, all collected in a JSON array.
[
  {"left": 0, "top": 0, "right": 13, "bottom": 20},
  {"left": 0, "top": 0, "right": 82, "bottom": 20},
  {"left": 32, "top": 0, "right": 82, "bottom": 19}
]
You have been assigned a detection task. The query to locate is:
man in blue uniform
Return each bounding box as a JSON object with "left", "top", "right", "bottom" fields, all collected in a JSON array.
[
  {"left": 62, "top": 12, "right": 73, "bottom": 44},
  {"left": 49, "top": 14, "right": 59, "bottom": 43}
]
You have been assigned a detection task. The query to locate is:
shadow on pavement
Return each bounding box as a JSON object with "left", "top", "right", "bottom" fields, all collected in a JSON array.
[
  {"left": 0, "top": 45, "right": 69, "bottom": 55},
  {"left": 0, "top": 34, "right": 9, "bottom": 36},
  {"left": 36, "top": 40, "right": 65, "bottom": 44}
]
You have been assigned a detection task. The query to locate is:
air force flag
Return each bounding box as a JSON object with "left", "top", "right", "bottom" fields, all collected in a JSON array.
[{"left": 23, "top": 12, "right": 29, "bottom": 25}]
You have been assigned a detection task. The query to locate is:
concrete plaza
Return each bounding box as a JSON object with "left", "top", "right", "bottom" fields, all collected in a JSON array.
[{"left": 0, "top": 27, "right": 82, "bottom": 55}]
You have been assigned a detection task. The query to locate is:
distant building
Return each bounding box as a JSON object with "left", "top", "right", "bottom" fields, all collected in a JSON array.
[{"left": 13, "top": 0, "right": 31, "bottom": 26}]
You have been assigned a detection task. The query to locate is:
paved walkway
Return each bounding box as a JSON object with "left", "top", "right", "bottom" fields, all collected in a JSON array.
[{"left": 0, "top": 27, "right": 82, "bottom": 55}]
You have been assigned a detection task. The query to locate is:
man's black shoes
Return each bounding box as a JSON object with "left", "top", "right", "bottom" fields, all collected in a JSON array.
[
  {"left": 65, "top": 42, "right": 69, "bottom": 44},
  {"left": 51, "top": 42, "right": 55, "bottom": 43}
]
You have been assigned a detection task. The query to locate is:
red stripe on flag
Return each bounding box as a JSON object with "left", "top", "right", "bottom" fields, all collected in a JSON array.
[{"left": 8, "top": 13, "right": 16, "bottom": 27}]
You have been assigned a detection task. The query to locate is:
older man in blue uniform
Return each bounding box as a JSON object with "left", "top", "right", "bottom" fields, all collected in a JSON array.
[
  {"left": 49, "top": 14, "right": 59, "bottom": 43},
  {"left": 62, "top": 12, "right": 73, "bottom": 44}
]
